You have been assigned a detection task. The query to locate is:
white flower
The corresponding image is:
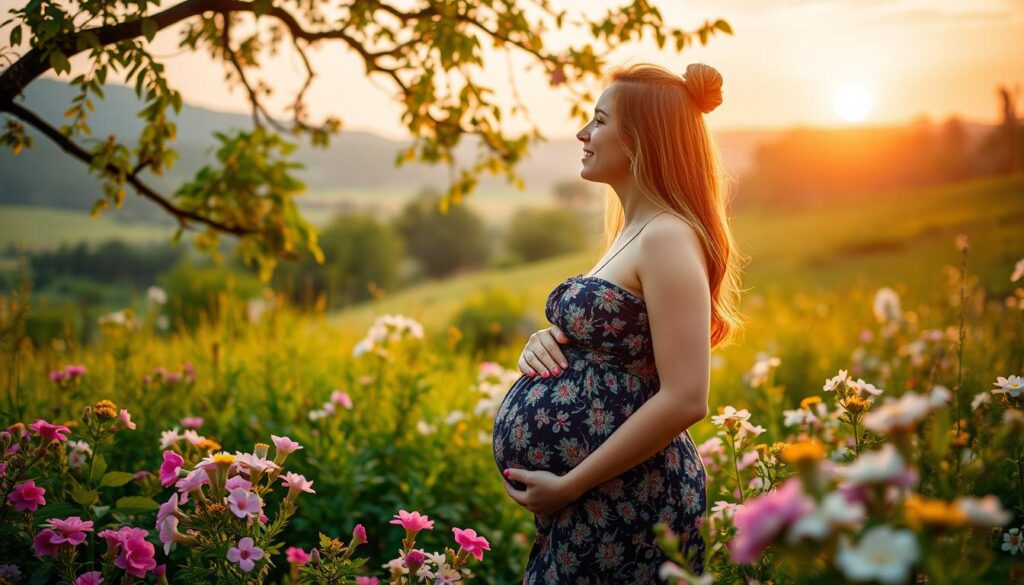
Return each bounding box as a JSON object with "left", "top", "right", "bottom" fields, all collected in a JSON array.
[
  {"left": 68, "top": 450, "right": 89, "bottom": 468},
  {"left": 872, "top": 288, "right": 902, "bottom": 323},
  {"left": 444, "top": 410, "right": 466, "bottom": 425},
  {"left": 863, "top": 391, "right": 932, "bottom": 433},
  {"left": 147, "top": 286, "right": 167, "bottom": 305},
  {"left": 823, "top": 369, "right": 849, "bottom": 392},
  {"left": 929, "top": 385, "right": 952, "bottom": 408},
  {"left": 1003, "top": 527, "right": 1022, "bottom": 555},
  {"left": 849, "top": 378, "right": 884, "bottom": 397},
  {"left": 711, "top": 405, "right": 750, "bottom": 427},
  {"left": 971, "top": 391, "right": 991, "bottom": 411},
  {"left": 352, "top": 339, "right": 374, "bottom": 358},
  {"left": 246, "top": 299, "right": 269, "bottom": 324},
  {"left": 183, "top": 429, "right": 205, "bottom": 446},
  {"left": 745, "top": 354, "right": 781, "bottom": 389},
  {"left": 957, "top": 495, "right": 1012, "bottom": 527},
  {"left": 416, "top": 420, "right": 436, "bottom": 435},
  {"left": 993, "top": 375, "right": 1024, "bottom": 398},
  {"left": 836, "top": 525, "right": 918, "bottom": 584},
  {"left": 156, "top": 315, "right": 170, "bottom": 331},
  {"left": 788, "top": 492, "right": 865, "bottom": 542},
  {"left": 159, "top": 428, "right": 183, "bottom": 449},
  {"left": 783, "top": 408, "right": 809, "bottom": 427},
  {"left": 839, "top": 444, "right": 910, "bottom": 486},
  {"left": 658, "top": 560, "right": 713, "bottom": 584},
  {"left": 1011, "top": 258, "right": 1024, "bottom": 282}
]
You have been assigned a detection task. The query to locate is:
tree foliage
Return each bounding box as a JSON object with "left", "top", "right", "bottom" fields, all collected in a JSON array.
[{"left": 0, "top": 0, "right": 731, "bottom": 278}]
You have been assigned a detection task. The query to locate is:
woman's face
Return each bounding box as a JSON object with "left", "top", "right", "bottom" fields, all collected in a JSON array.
[{"left": 576, "top": 84, "right": 632, "bottom": 186}]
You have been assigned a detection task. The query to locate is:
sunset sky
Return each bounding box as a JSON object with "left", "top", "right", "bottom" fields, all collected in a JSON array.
[{"left": 6, "top": 0, "right": 1024, "bottom": 139}]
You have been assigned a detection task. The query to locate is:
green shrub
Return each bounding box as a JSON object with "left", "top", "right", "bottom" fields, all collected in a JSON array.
[
  {"left": 450, "top": 286, "right": 533, "bottom": 356},
  {"left": 505, "top": 207, "right": 588, "bottom": 263}
]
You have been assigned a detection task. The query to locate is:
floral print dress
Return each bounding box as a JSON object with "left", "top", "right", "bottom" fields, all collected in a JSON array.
[{"left": 492, "top": 273, "right": 707, "bottom": 584}]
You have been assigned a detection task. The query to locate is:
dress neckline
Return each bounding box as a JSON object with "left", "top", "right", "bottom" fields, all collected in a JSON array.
[{"left": 570, "top": 274, "right": 646, "bottom": 306}]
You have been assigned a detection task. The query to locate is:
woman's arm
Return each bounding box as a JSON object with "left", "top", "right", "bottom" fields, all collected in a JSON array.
[{"left": 502, "top": 216, "right": 712, "bottom": 513}]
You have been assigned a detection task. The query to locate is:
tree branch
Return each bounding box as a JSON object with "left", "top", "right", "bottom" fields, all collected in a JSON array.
[{"left": 0, "top": 99, "right": 250, "bottom": 236}]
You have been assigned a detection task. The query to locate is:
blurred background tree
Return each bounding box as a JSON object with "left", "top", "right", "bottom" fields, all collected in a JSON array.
[
  {"left": 505, "top": 207, "right": 588, "bottom": 263},
  {"left": 395, "top": 189, "right": 490, "bottom": 278}
]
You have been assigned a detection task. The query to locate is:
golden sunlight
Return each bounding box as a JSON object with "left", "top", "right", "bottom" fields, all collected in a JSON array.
[{"left": 833, "top": 82, "right": 874, "bottom": 123}]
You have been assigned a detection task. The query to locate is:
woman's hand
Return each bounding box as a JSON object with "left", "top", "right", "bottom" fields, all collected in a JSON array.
[
  {"left": 518, "top": 325, "right": 570, "bottom": 378},
  {"left": 501, "top": 468, "right": 583, "bottom": 515}
]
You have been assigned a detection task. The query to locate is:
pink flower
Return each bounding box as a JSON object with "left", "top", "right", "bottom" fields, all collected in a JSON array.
[
  {"left": 331, "top": 390, "right": 353, "bottom": 409},
  {"left": 227, "top": 537, "right": 264, "bottom": 572},
  {"left": 271, "top": 435, "right": 302, "bottom": 458},
  {"left": 176, "top": 467, "right": 209, "bottom": 494},
  {"left": 453, "top": 527, "right": 491, "bottom": 560},
  {"left": 227, "top": 488, "right": 264, "bottom": 519},
  {"left": 225, "top": 475, "right": 253, "bottom": 491},
  {"left": 118, "top": 409, "right": 136, "bottom": 430},
  {"left": 280, "top": 472, "right": 315, "bottom": 499},
  {"left": 159, "top": 451, "right": 184, "bottom": 487},
  {"left": 404, "top": 549, "right": 425, "bottom": 571},
  {"left": 390, "top": 509, "right": 434, "bottom": 533},
  {"left": 286, "top": 546, "right": 310, "bottom": 565},
  {"left": 351, "top": 523, "right": 367, "bottom": 547},
  {"left": 50, "top": 370, "right": 66, "bottom": 382},
  {"left": 114, "top": 529, "right": 157, "bottom": 577},
  {"left": 8, "top": 480, "right": 46, "bottom": 512},
  {"left": 66, "top": 365, "right": 87, "bottom": 377},
  {"left": 180, "top": 417, "right": 203, "bottom": 429},
  {"left": 29, "top": 419, "right": 70, "bottom": 442},
  {"left": 44, "top": 517, "right": 94, "bottom": 546},
  {"left": 729, "top": 478, "right": 814, "bottom": 563},
  {"left": 75, "top": 571, "right": 103, "bottom": 585},
  {"left": 33, "top": 529, "right": 60, "bottom": 558},
  {"left": 355, "top": 578, "right": 380, "bottom": 585}
]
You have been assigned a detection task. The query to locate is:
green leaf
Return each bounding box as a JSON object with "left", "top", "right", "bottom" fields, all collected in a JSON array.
[
  {"left": 100, "top": 471, "right": 136, "bottom": 487},
  {"left": 71, "top": 484, "right": 99, "bottom": 506},
  {"left": 90, "top": 453, "right": 108, "bottom": 483},
  {"left": 35, "top": 502, "right": 79, "bottom": 521},
  {"left": 10, "top": 25, "right": 21, "bottom": 46},
  {"left": 141, "top": 18, "right": 157, "bottom": 42},
  {"left": 30, "top": 563, "right": 51, "bottom": 585},
  {"left": 48, "top": 50, "right": 70, "bottom": 74},
  {"left": 116, "top": 496, "right": 160, "bottom": 512},
  {"left": 714, "top": 19, "right": 733, "bottom": 35}
]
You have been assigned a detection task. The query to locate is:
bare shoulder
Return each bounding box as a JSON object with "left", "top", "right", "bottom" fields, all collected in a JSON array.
[{"left": 640, "top": 212, "right": 707, "bottom": 277}]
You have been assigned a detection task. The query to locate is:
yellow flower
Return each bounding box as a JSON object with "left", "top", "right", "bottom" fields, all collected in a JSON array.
[
  {"left": 905, "top": 495, "right": 967, "bottom": 529},
  {"left": 213, "top": 452, "right": 236, "bottom": 465},
  {"left": 198, "top": 439, "right": 221, "bottom": 452},
  {"left": 780, "top": 440, "right": 826, "bottom": 465},
  {"left": 842, "top": 395, "right": 870, "bottom": 414},
  {"left": 800, "top": 396, "right": 822, "bottom": 409},
  {"left": 94, "top": 400, "right": 118, "bottom": 420}
]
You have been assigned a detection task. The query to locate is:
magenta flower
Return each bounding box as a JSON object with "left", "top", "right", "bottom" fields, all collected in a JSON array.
[
  {"left": 180, "top": 417, "right": 203, "bottom": 429},
  {"left": 453, "top": 527, "right": 491, "bottom": 560},
  {"left": 227, "top": 488, "right": 264, "bottom": 519},
  {"left": 404, "top": 549, "right": 426, "bottom": 571},
  {"left": 225, "top": 475, "right": 253, "bottom": 491},
  {"left": 113, "top": 529, "right": 157, "bottom": 577},
  {"left": 729, "top": 478, "right": 814, "bottom": 563},
  {"left": 175, "top": 467, "right": 209, "bottom": 494},
  {"left": 49, "top": 370, "right": 66, "bottom": 382},
  {"left": 286, "top": 546, "right": 310, "bottom": 565},
  {"left": 280, "top": 472, "right": 315, "bottom": 499},
  {"left": 159, "top": 450, "right": 184, "bottom": 487},
  {"left": 8, "top": 480, "right": 46, "bottom": 512},
  {"left": 352, "top": 523, "right": 367, "bottom": 547},
  {"left": 118, "top": 409, "right": 136, "bottom": 430},
  {"left": 66, "top": 364, "right": 87, "bottom": 377},
  {"left": 33, "top": 529, "right": 60, "bottom": 558},
  {"left": 75, "top": 571, "right": 103, "bottom": 585},
  {"left": 227, "top": 537, "right": 264, "bottom": 572},
  {"left": 355, "top": 578, "right": 380, "bottom": 585},
  {"left": 44, "top": 517, "right": 94, "bottom": 546},
  {"left": 29, "top": 419, "right": 70, "bottom": 442},
  {"left": 390, "top": 509, "right": 434, "bottom": 533},
  {"left": 271, "top": 435, "right": 302, "bottom": 458},
  {"left": 331, "top": 390, "right": 353, "bottom": 409}
]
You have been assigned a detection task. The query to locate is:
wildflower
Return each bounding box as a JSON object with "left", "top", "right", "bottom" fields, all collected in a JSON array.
[
  {"left": 957, "top": 495, "right": 1012, "bottom": 527},
  {"left": 836, "top": 525, "right": 919, "bottom": 584},
  {"left": 788, "top": 491, "right": 865, "bottom": 542},
  {"left": 271, "top": 435, "right": 302, "bottom": 463},
  {"left": 118, "top": 409, "right": 136, "bottom": 431},
  {"left": 280, "top": 472, "right": 315, "bottom": 500},
  {"left": 93, "top": 400, "right": 118, "bottom": 420},
  {"left": 0, "top": 564, "right": 22, "bottom": 582},
  {"left": 110, "top": 527, "right": 157, "bottom": 577},
  {"left": 196, "top": 438, "right": 221, "bottom": 451},
  {"left": 780, "top": 440, "right": 826, "bottom": 465},
  {"left": 351, "top": 523, "right": 368, "bottom": 547},
  {"left": 904, "top": 495, "right": 967, "bottom": 529},
  {"left": 43, "top": 516, "right": 94, "bottom": 546},
  {"left": 993, "top": 375, "right": 1024, "bottom": 398},
  {"left": 235, "top": 452, "right": 281, "bottom": 476},
  {"left": 286, "top": 546, "right": 310, "bottom": 565},
  {"left": 180, "top": 417, "right": 203, "bottom": 429},
  {"left": 175, "top": 467, "right": 209, "bottom": 494},
  {"left": 658, "top": 561, "right": 713, "bottom": 584},
  {"left": 745, "top": 354, "right": 781, "bottom": 389},
  {"left": 872, "top": 288, "right": 902, "bottom": 323},
  {"left": 1012, "top": 258, "right": 1024, "bottom": 282},
  {"left": 356, "top": 578, "right": 380, "bottom": 585},
  {"left": 159, "top": 428, "right": 182, "bottom": 449},
  {"left": 848, "top": 378, "right": 884, "bottom": 397},
  {"left": 29, "top": 419, "right": 70, "bottom": 442},
  {"left": 1003, "top": 527, "right": 1022, "bottom": 555},
  {"left": 331, "top": 390, "right": 354, "bottom": 409},
  {"left": 729, "top": 479, "right": 814, "bottom": 563},
  {"left": 390, "top": 509, "right": 434, "bottom": 533},
  {"left": 404, "top": 549, "right": 426, "bottom": 572},
  {"left": 823, "top": 370, "right": 849, "bottom": 393},
  {"left": 227, "top": 488, "right": 264, "bottom": 519},
  {"left": 862, "top": 391, "right": 933, "bottom": 433},
  {"left": 711, "top": 406, "right": 765, "bottom": 440},
  {"left": 227, "top": 537, "right": 264, "bottom": 572},
  {"left": 839, "top": 444, "right": 915, "bottom": 487},
  {"left": 8, "top": 480, "right": 46, "bottom": 512},
  {"left": 33, "top": 529, "right": 61, "bottom": 558},
  {"left": 971, "top": 392, "right": 991, "bottom": 411},
  {"left": 160, "top": 451, "right": 184, "bottom": 487},
  {"left": 75, "top": 572, "right": 103, "bottom": 585},
  {"left": 147, "top": 286, "right": 167, "bottom": 305},
  {"left": 226, "top": 475, "right": 253, "bottom": 491},
  {"left": 183, "top": 429, "right": 205, "bottom": 445},
  {"left": 453, "top": 527, "right": 491, "bottom": 560}
]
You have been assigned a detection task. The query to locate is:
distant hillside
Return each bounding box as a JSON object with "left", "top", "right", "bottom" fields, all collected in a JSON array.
[{"left": 1, "top": 78, "right": 783, "bottom": 221}]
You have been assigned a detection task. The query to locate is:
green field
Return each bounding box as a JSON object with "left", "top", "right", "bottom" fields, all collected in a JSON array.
[{"left": 0, "top": 204, "right": 170, "bottom": 251}]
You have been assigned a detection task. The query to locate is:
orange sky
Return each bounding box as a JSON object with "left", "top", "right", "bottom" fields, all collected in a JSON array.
[{"left": 5, "top": 0, "right": 1024, "bottom": 139}]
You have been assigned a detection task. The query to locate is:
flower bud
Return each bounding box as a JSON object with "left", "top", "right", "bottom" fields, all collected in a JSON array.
[{"left": 253, "top": 442, "right": 270, "bottom": 459}]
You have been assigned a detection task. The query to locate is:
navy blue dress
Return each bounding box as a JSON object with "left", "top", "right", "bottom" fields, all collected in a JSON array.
[{"left": 492, "top": 273, "right": 707, "bottom": 584}]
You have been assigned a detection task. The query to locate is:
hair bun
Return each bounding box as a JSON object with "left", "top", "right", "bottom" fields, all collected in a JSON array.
[{"left": 682, "top": 63, "right": 723, "bottom": 114}]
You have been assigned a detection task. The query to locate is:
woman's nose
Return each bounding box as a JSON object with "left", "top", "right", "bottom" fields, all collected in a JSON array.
[{"left": 576, "top": 128, "right": 589, "bottom": 142}]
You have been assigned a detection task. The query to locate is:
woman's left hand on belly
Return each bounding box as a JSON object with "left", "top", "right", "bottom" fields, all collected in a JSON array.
[{"left": 501, "top": 468, "right": 583, "bottom": 515}]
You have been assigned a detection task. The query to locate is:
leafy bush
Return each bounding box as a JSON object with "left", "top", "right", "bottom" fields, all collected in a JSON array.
[
  {"left": 158, "top": 260, "right": 263, "bottom": 332},
  {"left": 504, "top": 207, "right": 589, "bottom": 263},
  {"left": 394, "top": 191, "right": 490, "bottom": 278},
  {"left": 450, "top": 287, "right": 532, "bottom": 356}
]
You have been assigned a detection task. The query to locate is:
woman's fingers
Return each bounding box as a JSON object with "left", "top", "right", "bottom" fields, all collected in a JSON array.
[
  {"left": 550, "top": 324, "right": 570, "bottom": 344},
  {"left": 522, "top": 350, "right": 548, "bottom": 378},
  {"left": 537, "top": 331, "right": 569, "bottom": 371}
]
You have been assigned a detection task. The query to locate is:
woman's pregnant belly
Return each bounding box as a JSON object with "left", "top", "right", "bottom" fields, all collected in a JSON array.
[{"left": 492, "top": 363, "right": 648, "bottom": 492}]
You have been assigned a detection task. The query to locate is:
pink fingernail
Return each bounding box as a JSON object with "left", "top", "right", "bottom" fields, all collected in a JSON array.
[
  {"left": 552, "top": 367, "right": 560, "bottom": 375},
  {"left": 541, "top": 371, "right": 550, "bottom": 378}
]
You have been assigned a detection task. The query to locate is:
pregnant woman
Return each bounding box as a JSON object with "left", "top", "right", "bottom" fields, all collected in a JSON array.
[{"left": 492, "top": 62, "right": 744, "bottom": 583}]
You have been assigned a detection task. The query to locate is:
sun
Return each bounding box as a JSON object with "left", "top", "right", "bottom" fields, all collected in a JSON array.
[{"left": 833, "top": 83, "right": 873, "bottom": 123}]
